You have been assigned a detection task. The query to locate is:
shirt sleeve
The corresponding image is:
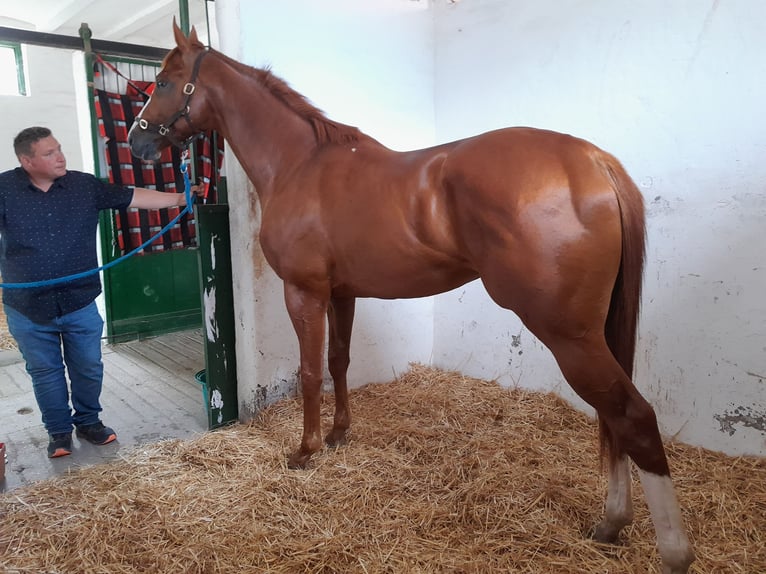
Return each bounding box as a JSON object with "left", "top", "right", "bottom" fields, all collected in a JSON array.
[{"left": 94, "top": 176, "right": 135, "bottom": 211}]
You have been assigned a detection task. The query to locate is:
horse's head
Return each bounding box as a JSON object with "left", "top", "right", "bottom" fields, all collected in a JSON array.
[{"left": 128, "top": 21, "right": 211, "bottom": 161}]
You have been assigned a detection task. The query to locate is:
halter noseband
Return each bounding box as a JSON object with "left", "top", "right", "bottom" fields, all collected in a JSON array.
[{"left": 136, "top": 49, "right": 209, "bottom": 149}]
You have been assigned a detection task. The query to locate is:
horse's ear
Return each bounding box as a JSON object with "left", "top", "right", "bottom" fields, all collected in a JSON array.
[
  {"left": 172, "top": 17, "right": 188, "bottom": 50},
  {"left": 188, "top": 25, "right": 201, "bottom": 47}
]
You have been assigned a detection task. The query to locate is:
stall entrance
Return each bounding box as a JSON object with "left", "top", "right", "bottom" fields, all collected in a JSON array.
[{"left": 90, "top": 54, "right": 224, "bottom": 343}]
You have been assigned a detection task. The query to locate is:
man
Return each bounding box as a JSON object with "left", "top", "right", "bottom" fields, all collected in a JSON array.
[{"left": 0, "top": 126, "right": 198, "bottom": 458}]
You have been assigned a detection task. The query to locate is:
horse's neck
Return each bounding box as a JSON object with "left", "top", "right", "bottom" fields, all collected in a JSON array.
[{"left": 206, "top": 63, "right": 316, "bottom": 200}]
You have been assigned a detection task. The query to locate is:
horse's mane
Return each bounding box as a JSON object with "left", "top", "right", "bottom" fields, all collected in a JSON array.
[{"left": 210, "top": 49, "right": 363, "bottom": 145}]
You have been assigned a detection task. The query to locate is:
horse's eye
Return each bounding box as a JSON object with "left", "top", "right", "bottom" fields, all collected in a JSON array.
[{"left": 156, "top": 80, "right": 168, "bottom": 89}]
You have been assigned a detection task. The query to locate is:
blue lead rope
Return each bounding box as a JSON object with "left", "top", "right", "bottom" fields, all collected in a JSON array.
[{"left": 0, "top": 157, "right": 195, "bottom": 290}]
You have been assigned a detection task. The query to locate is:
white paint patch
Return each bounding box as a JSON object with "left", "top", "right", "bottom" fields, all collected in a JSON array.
[
  {"left": 211, "top": 388, "right": 224, "bottom": 409},
  {"left": 210, "top": 233, "right": 218, "bottom": 270},
  {"left": 211, "top": 389, "right": 224, "bottom": 425},
  {"left": 204, "top": 286, "right": 218, "bottom": 341}
]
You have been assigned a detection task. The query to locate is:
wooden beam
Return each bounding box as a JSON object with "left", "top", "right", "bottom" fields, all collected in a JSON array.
[{"left": 0, "top": 26, "right": 167, "bottom": 61}]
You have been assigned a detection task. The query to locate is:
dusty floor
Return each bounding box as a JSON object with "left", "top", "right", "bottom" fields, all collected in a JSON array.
[{"left": 0, "top": 329, "right": 207, "bottom": 492}]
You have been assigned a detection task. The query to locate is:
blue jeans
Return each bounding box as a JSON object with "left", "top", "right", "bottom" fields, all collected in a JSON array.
[{"left": 5, "top": 301, "right": 105, "bottom": 435}]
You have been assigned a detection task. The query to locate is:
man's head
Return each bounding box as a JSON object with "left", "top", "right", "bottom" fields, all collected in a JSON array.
[{"left": 14, "top": 126, "right": 67, "bottom": 181}]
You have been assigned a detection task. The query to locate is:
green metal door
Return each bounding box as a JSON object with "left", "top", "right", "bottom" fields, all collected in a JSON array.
[{"left": 99, "top": 217, "right": 202, "bottom": 343}]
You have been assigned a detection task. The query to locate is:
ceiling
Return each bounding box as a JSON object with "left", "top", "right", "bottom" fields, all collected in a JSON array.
[{"left": 0, "top": 0, "right": 217, "bottom": 49}]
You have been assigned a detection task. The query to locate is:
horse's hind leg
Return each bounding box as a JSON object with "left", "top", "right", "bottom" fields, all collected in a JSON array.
[
  {"left": 325, "top": 296, "right": 355, "bottom": 448},
  {"left": 545, "top": 334, "right": 694, "bottom": 573}
]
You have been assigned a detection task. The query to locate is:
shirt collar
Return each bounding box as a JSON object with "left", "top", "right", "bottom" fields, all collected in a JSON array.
[{"left": 14, "top": 166, "right": 67, "bottom": 191}]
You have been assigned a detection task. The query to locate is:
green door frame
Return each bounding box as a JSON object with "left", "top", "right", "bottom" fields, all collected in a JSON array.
[{"left": 81, "top": 32, "right": 202, "bottom": 343}]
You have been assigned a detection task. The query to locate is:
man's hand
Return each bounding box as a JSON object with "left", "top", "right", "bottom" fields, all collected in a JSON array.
[{"left": 178, "top": 184, "right": 204, "bottom": 206}]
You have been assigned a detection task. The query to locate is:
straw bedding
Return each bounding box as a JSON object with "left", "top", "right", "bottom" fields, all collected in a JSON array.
[{"left": 1, "top": 364, "right": 763, "bottom": 573}]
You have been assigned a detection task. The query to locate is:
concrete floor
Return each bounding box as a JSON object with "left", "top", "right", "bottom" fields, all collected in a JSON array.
[{"left": 0, "top": 329, "right": 208, "bottom": 492}]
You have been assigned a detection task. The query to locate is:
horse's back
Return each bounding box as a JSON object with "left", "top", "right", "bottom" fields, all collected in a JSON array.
[{"left": 443, "top": 127, "right": 618, "bottom": 196}]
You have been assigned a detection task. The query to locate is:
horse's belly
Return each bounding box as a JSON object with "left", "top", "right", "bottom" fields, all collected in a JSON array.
[{"left": 332, "top": 262, "right": 478, "bottom": 299}]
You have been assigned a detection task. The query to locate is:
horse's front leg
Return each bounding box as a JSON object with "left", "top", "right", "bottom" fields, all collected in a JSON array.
[
  {"left": 283, "top": 282, "right": 329, "bottom": 469},
  {"left": 325, "top": 296, "right": 356, "bottom": 448}
]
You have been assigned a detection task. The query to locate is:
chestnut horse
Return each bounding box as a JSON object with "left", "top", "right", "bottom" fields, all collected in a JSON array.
[{"left": 129, "top": 23, "right": 694, "bottom": 573}]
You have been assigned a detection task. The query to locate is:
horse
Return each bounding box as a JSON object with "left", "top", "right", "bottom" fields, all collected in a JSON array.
[{"left": 128, "top": 22, "right": 695, "bottom": 573}]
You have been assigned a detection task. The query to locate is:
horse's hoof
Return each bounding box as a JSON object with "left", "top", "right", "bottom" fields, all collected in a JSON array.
[
  {"left": 324, "top": 429, "right": 348, "bottom": 448},
  {"left": 287, "top": 451, "right": 312, "bottom": 470},
  {"left": 659, "top": 547, "right": 695, "bottom": 574},
  {"left": 660, "top": 563, "right": 692, "bottom": 574},
  {"left": 591, "top": 521, "right": 620, "bottom": 544}
]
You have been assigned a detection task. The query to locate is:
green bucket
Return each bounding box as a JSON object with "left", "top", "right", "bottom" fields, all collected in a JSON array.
[
  {"left": 194, "top": 367, "right": 236, "bottom": 430},
  {"left": 194, "top": 369, "right": 209, "bottom": 411}
]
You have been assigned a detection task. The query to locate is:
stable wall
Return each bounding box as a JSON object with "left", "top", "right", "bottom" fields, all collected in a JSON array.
[
  {"left": 431, "top": 0, "right": 765, "bottom": 457},
  {"left": 0, "top": 45, "right": 89, "bottom": 173},
  {"left": 217, "top": 0, "right": 765, "bottom": 457}
]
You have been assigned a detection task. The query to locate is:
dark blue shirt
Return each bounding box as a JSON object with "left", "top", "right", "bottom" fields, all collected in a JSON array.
[{"left": 0, "top": 167, "right": 134, "bottom": 323}]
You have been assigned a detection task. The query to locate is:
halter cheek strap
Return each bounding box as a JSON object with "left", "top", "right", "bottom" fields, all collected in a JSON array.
[{"left": 136, "top": 49, "right": 209, "bottom": 149}]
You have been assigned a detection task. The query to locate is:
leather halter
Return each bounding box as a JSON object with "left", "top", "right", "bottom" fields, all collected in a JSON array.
[{"left": 135, "top": 49, "right": 209, "bottom": 149}]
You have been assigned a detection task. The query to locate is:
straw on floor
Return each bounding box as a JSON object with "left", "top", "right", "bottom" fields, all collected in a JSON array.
[{"left": 1, "top": 364, "right": 763, "bottom": 573}]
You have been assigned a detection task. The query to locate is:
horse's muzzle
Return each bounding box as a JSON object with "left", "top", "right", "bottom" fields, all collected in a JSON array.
[{"left": 128, "top": 124, "right": 163, "bottom": 162}]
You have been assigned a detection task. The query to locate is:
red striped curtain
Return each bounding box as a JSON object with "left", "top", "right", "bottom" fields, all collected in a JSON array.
[{"left": 94, "top": 81, "right": 224, "bottom": 255}]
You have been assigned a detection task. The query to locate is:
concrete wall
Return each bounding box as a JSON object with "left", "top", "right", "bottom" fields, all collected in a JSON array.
[
  {"left": 430, "top": 0, "right": 766, "bottom": 457},
  {"left": 0, "top": 46, "right": 89, "bottom": 172},
  {"left": 218, "top": 0, "right": 765, "bottom": 457}
]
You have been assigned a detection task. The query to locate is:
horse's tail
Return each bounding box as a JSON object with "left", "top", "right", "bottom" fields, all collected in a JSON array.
[{"left": 599, "top": 153, "right": 646, "bottom": 470}]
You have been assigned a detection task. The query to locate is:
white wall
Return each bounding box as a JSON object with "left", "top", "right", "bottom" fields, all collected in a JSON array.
[
  {"left": 0, "top": 46, "right": 87, "bottom": 172},
  {"left": 215, "top": 0, "right": 437, "bottom": 418},
  {"left": 218, "top": 0, "right": 764, "bottom": 457},
  {"left": 431, "top": 0, "right": 766, "bottom": 457}
]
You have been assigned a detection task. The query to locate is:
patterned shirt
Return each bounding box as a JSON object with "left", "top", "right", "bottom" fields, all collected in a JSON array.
[{"left": 0, "top": 167, "right": 134, "bottom": 323}]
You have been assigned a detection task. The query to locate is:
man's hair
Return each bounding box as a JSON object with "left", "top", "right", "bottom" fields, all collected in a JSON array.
[{"left": 13, "top": 126, "right": 52, "bottom": 158}]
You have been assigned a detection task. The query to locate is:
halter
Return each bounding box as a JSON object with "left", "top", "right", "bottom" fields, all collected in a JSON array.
[{"left": 135, "top": 49, "right": 209, "bottom": 149}]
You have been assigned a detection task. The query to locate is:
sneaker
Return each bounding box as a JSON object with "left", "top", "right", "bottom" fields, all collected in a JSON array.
[
  {"left": 48, "top": 433, "right": 73, "bottom": 458},
  {"left": 75, "top": 422, "right": 117, "bottom": 445}
]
